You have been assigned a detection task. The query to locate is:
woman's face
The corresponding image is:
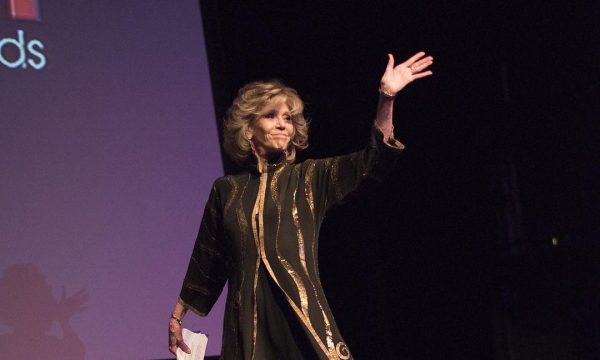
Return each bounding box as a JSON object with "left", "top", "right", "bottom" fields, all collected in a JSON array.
[{"left": 249, "top": 102, "right": 294, "bottom": 159}]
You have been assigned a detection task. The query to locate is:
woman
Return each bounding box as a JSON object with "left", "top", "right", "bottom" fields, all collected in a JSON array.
[{"left": 169, "top": 52, "right": 433, "bottom": 359}]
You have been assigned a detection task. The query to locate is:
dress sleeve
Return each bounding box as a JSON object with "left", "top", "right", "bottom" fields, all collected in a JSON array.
[
  {"left": 309, "top": 126, "right": 405, "bottom": 217},
  {"left": 178, "top": 183, "right": 229, "bottom": 316}
]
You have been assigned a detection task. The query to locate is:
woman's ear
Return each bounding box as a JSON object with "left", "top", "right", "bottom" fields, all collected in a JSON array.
[{"left": 245, "top": 128, "right": 253, "bottom": 140}]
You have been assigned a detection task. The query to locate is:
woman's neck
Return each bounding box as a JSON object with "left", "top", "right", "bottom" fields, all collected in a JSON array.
[{"left": 255, "top": 151, "right": 285, "bottom": 173}]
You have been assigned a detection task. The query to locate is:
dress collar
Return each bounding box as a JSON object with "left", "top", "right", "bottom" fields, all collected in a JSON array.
[{"left": 250, "top": 152, "right": 290, "bottom": 175}]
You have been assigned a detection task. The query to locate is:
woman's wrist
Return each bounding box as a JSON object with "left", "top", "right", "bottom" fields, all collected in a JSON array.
[
  {"left": 171, "top": 300, "right": 188, "bottom": 326},
  {"left": 378, "top": 85, "right": 396, "bottom": 99},
  {"left": 170, "top": 314, "right": 183, "bottom": 325}
]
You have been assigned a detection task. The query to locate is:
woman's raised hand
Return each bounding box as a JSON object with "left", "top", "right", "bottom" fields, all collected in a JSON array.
[{"left": 380, "top": 52, "right": 433, "bottom": 97}]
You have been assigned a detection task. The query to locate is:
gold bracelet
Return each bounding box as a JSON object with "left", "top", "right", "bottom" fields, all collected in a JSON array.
[
  {"left": 378, "top": 87, "right": 396, "bottom": 99},
  {"left": 170, "top": 314, "right": 182, "bottom": 325}
]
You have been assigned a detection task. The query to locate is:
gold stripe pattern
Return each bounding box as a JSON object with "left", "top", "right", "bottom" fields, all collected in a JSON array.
[
  {"left": 223, "top": 176, "right": 239, "bottom": 217},
  {"left": 295, "top": 181, "right": 336, "bottom": 354},
  {"left": 277, "top": 255, "right": 309, "bottom": 317},
  {"left": 251, "top": 256, "right": 260, "bottom": 360},
  {"left": 182, "top": 281, "right": 211, "bottom": 295},
  {"left": 270, "top": 166, "right": 285, "bottom": 244},
  {"left": 281, "top": 288, "right": 331, "bottom": 356},
  {"left": 257, "top": 254, "right": 331, "bottom": 357},
  {"left": 260, "top": 168, "right": 333, "bottom": 358},
  {"left": 197, "top": 241, "right": 223, "bottom": 260},
  {"left": 336, "top": 342, "right": 351, "bottom": 359},
  {"left": 272, "top": 167, "right": 310, "bottom": 318},
  {"left": 292, "top": 189, "right": 307, "bottom": 271},
  {"left": 305, "top": 161, "right": 316, "bottom": 218},
  {"left": 236, "top": 207, "right": 248, "bottom": 266},
  {"left": 250, "top": 173, "right": 267, "bottom": 360},
  {"left": 330, "top": 157, "right": 343, "bottom": 202},
  {"left": 270, "top": 165, "right": 285, "bottom": 204},
  {"left": 324, "top": 309, "right": 335, "bottom": 353},
  {"left": 306, "top": 161, "right": 322, "bottom": 280},
  {"left": 248, "top": 165, "right": 340, "bottom": 359},
  {"left": 177, "top": 296, "right": 207, "bottom": 316},
  {"left": 236, "top": 174, "right": 251, "bottom": 266}
]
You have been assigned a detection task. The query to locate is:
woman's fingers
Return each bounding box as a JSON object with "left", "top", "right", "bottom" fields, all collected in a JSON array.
[
  {"left": 169, "top": 333, "right": 178, "bottom": 355},
  {"left": 401, "top": 51, "right": 427, "bottom": 67},
  {"left": 168, "top": 337, "right": 191, "bottom": 354},
  {"left": 178, "top": 339, "right": 192, "bottom": 354},
  {"left": 412, "top": 70, "right": 433, "bottom": 79},
  {"left": 386, "top": 53, "right": 395, "bottom": 71},
  {"left": 409, "top": 61, "right": 433, "bottom": 76},
  {"left": 411, "top": 57, "right": 433, "bottom": 70},
  {"left": 168, "top": 323, "right": 191, "bottom": 355},
  {"left": 381, "top": 51, "right": 433, "bottom": 93},
  {"left": 401, "top": 52, "right": 433, "bottom": 76}
]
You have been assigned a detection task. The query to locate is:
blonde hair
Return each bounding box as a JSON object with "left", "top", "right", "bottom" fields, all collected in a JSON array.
[{"left": 223, "top": 80, "right": 309, "bottom": 165}]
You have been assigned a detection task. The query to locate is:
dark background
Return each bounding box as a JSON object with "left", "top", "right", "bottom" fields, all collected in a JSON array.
[{"left": 199, "top": 1, "right": 599, "bottom": 358}]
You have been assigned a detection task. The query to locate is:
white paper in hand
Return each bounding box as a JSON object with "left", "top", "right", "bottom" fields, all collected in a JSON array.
[{"left": 176, "top": 328, "right": 208, "bottom": 360}]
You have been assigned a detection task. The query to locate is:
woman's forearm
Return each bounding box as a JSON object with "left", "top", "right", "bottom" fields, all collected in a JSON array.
[{"left": 374, "top": 92, "right": 395, "bottom": 142}]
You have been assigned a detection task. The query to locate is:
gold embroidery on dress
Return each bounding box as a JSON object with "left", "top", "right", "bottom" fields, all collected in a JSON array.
[
  {"left": 278, "top": 255, "right": 309, "bottom": 317},
  {"left": 331, "top": 157, "right": 343, "bottom": 202},
  {"left": 237, "top": 173, "right": 251, "bottom": 265},
  {"left": 270, "top": 165, "right": 286, "bottom": 243},
  {"left": 250, "top": 174, "right": 266, "bottom": 360},
  {"left": 292, "top": 189, "right": 307, "bottom": 271},
  {"left": 305, "top": 161, "right": 316, "bottom": 218},
  {"left": 198, "top": 242, "right": 223, "bottom": 260},
  {"left": 189, "top": 257, "right": 221, "bottom": 282},
  {"left": 236, "top": 208, "right": 248, "bottom": 264},
  {"left": 252, "top": 167, "right": 337, "bottom": 359},
  {"left": 251, "top": 174, "right": 265, "bottom": 251},
  {"left": 271, "top": 167, "right": 310, "bottom": 318},
  {"left": 223, "top": 176, "right": 239, "bottom": 217},
  {"left": 251, "top": 256, "right": 260, "bottom": 360},
  {"left": 294, "top": 183, "right": 335, "bottom": 353},
  {"left": 308, "top": 161, "right": 323, "bottom": 280},
  {"left": 282, "top": 289, "right": 331, "bottom": 356},
  {"left": 385, "top": 131, "right": 406, "bottom": 150},
  {"left": 259, "top": 263, "right": 332, "bottom": 357},
  {"left": 323, "top": 309, "right": 335, "bottom": 353},
  {"left": 270, "top": 165, "right": 285, "bottom": 204},
  {"left": 177, "top": 296, "right": 207, "bottom": 316},
  {"left": 183, "top": 281, "right": 211, "bottom": 296},
  {"left": 336, "top": 342, "right": 351, "bottom": 359}
]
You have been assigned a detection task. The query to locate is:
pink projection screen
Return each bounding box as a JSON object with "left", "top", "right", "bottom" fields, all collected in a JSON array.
[{"left": 0, "top": 1, "right": 226, "bottom": 358}]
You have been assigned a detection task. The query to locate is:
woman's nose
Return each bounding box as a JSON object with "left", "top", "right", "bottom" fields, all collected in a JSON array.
[{"left": 275, "top": 117, "right": 285, "bottom": 128}]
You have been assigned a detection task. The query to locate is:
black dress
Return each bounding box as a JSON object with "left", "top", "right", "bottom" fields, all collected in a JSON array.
[{"left": 179, "top": 127, "right": 404, "bottom": 359}]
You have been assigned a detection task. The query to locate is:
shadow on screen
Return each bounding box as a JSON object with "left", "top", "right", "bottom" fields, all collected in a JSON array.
[{"left": 0, "top": 263, "right": 87, "bottom": 359}]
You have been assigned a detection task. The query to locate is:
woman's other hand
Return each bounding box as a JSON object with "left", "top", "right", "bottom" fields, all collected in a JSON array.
[
  {"left": 380, "top": 52, "right": 433, "bottom": 97},
  {"left": 168, "top": 318, "right": 191, "bottom": 355}
]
